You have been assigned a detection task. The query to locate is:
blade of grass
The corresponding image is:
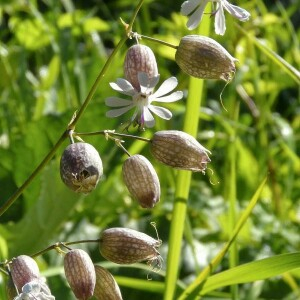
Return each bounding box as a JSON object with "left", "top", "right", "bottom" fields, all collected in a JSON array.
[
  {"left": 200, "top": 252, "right": 300, "bottom": 294},
  {"left": 178, "top": 176, "right": 267, "bottom": 299},
  {"left": 163, "top": 13, "right": 210, "bottom": 300}
]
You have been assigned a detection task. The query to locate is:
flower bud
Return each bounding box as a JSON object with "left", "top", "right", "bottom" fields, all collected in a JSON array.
[
  {"left": 124, "top": 44, "right": 158, "bottom": 91},
  {"left": 175, "top": 35, "right": 237, "bottom": 81},
  {"left": 93, "top": 265, "right": 123, "bottom": 300},
  {"left": 60, "top": 142, "right": 103, "bottom": 194},
  {"left": 122, "top": 154, "right": 160, "bottom": 208},
  {"left": 10, "top": 255, "right": 40, "bottom": 292},
  {"left": 150, "top": 130, "right": 211, "bottom": 172},
  {"left": 99, "top": 228, "right": 162, "bottom": 266},
  {"left": 64, "top": 249, "right": 96, "bottom": 300}
]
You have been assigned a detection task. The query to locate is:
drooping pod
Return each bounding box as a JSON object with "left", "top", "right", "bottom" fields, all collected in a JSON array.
[
  {"left": 93, "top": 265, "right": 123, "bottom": 300},
  {"left": 150, "top": 130, "right": 211, "bottom": 172},
  {"left": 60, "top": 142, "right": 103, "bottom": 194},
  {"left": 10, "top": 255, "right": 40, "bottom": 293},
  {"left": 175, "top": 35, "right": 238, "bottom": 81},
  {"left": 124, "top": 44, "right": 158, "bottom": 91},
  {"left": 64, "top": 249, "right": 96, "bottom": 300},
  {"left": 122, "top": 154, "right": 160, "bottom": 208},
  {"left": 99, "top": 227, "right": 162, "bottom": 267}
]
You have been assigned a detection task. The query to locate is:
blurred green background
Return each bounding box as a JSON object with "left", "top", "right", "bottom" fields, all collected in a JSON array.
[{"left": 0, "top": 0, "right": 299, "bottom": 299}]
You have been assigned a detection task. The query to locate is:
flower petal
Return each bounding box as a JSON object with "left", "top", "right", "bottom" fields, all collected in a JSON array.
[
  {"left": 153, "top": 77, "right": 178, "bottom": 98},
  {"left": 149, "top": 105, "right": 172, "bottom": 120},
  {"left": 138, "top": 72, "right": 160, "bottom": 94},
  {"left": 222, "top": 0, "right": 250, "bottom": 21},
  {"left": 215, "top": 3, "right": 226, "bottom": 35},
  {"left": 110, "top": 79, "right": 136, "bottom": 96},
  {"left": 186, "top": 0, "right": 209, "bottom": 30},
  {"left": 143, "top": 108, "right": 155, "bottom": 127},
  {"left": 106, "top": 105, "right": 134, "bottom": 118},
  {"left": 105, "top": 97, "right": 133, "bottom": 107},
  {"left": 181, "top": 0, "right": 200, "bottom": 16},
  {"left": 152, "top": 91, "right": 183, "bottom": 103}
]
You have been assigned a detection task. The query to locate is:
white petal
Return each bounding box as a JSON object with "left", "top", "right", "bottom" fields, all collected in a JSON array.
[
  {"left": 148, "top": 75, "right": 160, "bottom": 89},
  {"left": 222, "top": 1, "right": 250, "bottom": 21},
  {"left": 110, "top": 79, "right": 135, "bottom": 96},
  {"left": 152, "top": 91, "right": 183, "bottom": 103},
  {"left": 143, "top": 108, "right": 155, "bottom": 127},
  {"left": 153, "top": 77, "right": 178, "bottom": 98},
  {"left": 149, "top": 105, "right": 172, "bottom": 120},
  {"left": 138, "top": 72, "right": 150, "bottom": 93},
  {"left": 181, "top": 0, "right": 200, "bottom": 16},
  {"left": 186, "top": 0, "right": 209, "bottom": 30},
  {"left": 106, "top": 105, "right": 134, "bottom": 118},
  {"left": 215, "top": 3, "right": 226, "bottom": 35},
  {"left": 105, "top": 97, "right": 133, "bottom": 107}
]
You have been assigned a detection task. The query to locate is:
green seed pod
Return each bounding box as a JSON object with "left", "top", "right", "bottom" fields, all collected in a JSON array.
[
  {"left": 175, "top": 35, "right": 237, "bottom": 81},
  {"left": 99, "top": 228, "right": 162, "bottom": 266},
  {"left": 10, "top": 255, "right": 40, "bottom": 293},
  {"left": 64, "top": 249, "right": 96, "bottom": 300},
  {"left": 60, "top": 142, "right": 103, "bottom": 194},
  {"left": 150, "top": 130, "right": 211, "bottom": 172},
  {"left": 93, "top": 266, "right": 123, "bottom": 300},
  {"left": 124, "top": 44, "right": 158, "bottom": 91},
  {"left": 122, "top": 154, "right": 160, "bottom": 208}
]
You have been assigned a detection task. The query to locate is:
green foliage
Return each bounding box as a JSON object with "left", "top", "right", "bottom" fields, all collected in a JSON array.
[{"left": 0, "top": 0, "right": 299, "bottom": 299}]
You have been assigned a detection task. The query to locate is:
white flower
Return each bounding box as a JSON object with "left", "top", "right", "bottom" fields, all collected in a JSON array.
[
  {"left": 181, "top": 0, "right": 250, "bottom": 35},
  {"left": 105, "top": 72, "right": 183, "bottom": 129},
  {"left": 14, "top": 280, "right": 55, "bottom": 300}
]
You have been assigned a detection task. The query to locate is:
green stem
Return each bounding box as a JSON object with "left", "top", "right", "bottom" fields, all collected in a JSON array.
[
  {"left": 0, "top": 130, "right": 69, "bottom": 217},
  {"left": 30, "top": 239, "right": 100, "bottom": 258},
  {"left": 138, "top": 34, "right": 178, "bottom": 49},
  {"left": 163, "top": 14, "right": 210, "bottom": 300},
  {"left": 74, "top": 130, "right": 151, "bottom": 143},
  {"left": 68, "top": 35, "right": 128, "bottom": 129},
  {"left": 128, "top": 0, "right": 145, "bottom": 33}
]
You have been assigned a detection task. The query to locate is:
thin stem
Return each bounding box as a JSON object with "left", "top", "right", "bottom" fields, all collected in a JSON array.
[
  {"left": 68, "top": 35, "right": 128, "bottom": 129},
  {"left": 0, "top": 130, "right": 69, "bottom": 217},
  {"left": 139, "top": 34, "right": 178, "bottom": 49},
  {"left": 31, "top": 239, "right": 101, "bottom": 258},
  {"left": 127, "top": 0, "right": 145, "bottom": 33},
  {"left": 74, "top": 130, "right": 151, "bottom": 143}
]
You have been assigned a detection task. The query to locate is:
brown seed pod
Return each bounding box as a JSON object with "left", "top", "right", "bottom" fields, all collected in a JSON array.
[
  {"left": 150, "top": 130, "right": 211, "bottom": 172},
  {"left": 99, "top": 228, "right": 162, "bottom": 266},
  {"left": 124, "top": 44, "right": 158, "bottom": 91},
  {"left": 175, "top": 35, "right": 238, "bottom": 81},
  {"left": 93, "top": 265, "right": 123, "bottom": 300},
  {"left": 122, "top": 154, "right": 160, "bottom": 208},
  {"left": 10, "top": 255, "right": 40, "bottom": 292},
  {"left": 60, "top": 142, "right": 103, "bottom": 194},
  {"left": 64, "top": 249, "right": 96, "bottom": 300}
]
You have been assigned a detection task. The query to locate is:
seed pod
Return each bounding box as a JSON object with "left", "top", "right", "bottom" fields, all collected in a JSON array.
[
  {"left": 175, "top": 35, "right": 238, "bottom": 81},
  {"left": 60, "top": 142, "right": 103, "bottom": 194},
  {"left": 150, "top": 130, "right": 211, "bottom": 172},
  {"left": 122, "top": 154, "right": 160, "bottom": 208},
  {"left": 10, "top": 255, "right": 40, "bottom": 292},
  {"left": 64, "top": 249, "right": 96, "bottom": 300},
  {"left": 93, "top": 266, "right": 123, "bottom": 300},
  {"left": 99, "top": 228, "right": 162, "bottom": 266},
  {"left": 124, "top": 44, "right": 158, "bottom": 91}
]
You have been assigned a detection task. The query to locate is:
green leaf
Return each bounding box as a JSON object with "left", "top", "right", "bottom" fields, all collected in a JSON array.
[{"left": 201, "top": 252, "right": 300, "bottom": 294}]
